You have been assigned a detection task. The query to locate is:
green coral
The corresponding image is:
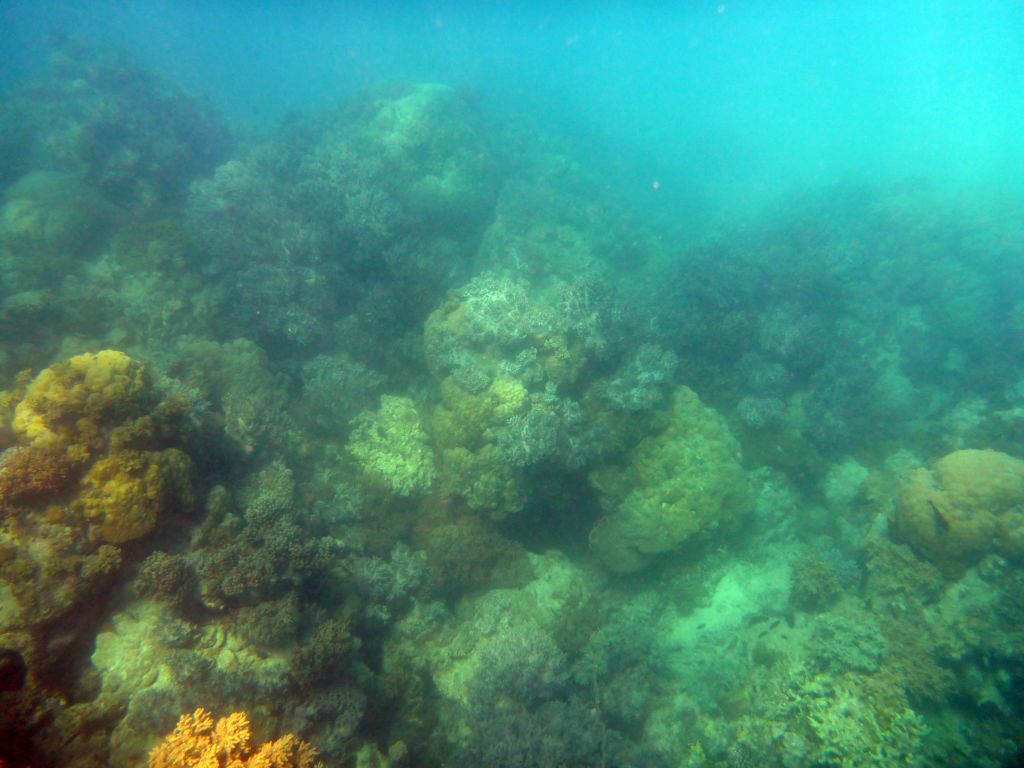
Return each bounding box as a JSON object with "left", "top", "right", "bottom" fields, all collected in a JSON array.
[
  {"left": 349, "top": 395, "right": 436, "bottom": 496},
  {"left": 588, "top": 386, "right": 751, "bottom": 571}
]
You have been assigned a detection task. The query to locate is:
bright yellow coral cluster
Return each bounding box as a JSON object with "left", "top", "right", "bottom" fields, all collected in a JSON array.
[
  {"left": 0, "top": 351, "right": 196, "bottom": 628},
  {"left": 77, "top": 448, "right": 194, "bottom": 543},
  {"left": 4, "top": 351, "right": 195, "bottom": 545},
  {"left": 13, "top": 350, "right": 148, "bottom": 463},
  {"left": 149, "top": 708, "right": 318, "bottom": 768}
]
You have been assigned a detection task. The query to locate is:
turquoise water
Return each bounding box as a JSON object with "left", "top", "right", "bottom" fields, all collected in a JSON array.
[{"left": 0, "top": 3, "right": 1023, "bottom": 767}]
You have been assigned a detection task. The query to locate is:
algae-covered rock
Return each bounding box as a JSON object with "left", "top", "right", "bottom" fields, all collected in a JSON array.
[
  {"left": 892, "top": 448, "right": 1024, "bottom": 575},
  {"left": 589, "top": 386, "right": 751, "bottom": 571},
  {"left": 349, "top": 395, "right": 436, "bottom": 496}
]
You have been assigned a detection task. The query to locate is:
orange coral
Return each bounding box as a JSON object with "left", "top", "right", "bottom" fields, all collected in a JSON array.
[
  {"left": 893, "top": 449, "right": 1024, "bottom": 575},
  {"left": 149, "top": 708, "right": 318, "bottom": 768}
]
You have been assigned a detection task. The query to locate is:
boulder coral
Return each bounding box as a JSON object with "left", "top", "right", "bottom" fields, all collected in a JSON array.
[
  {"left": 589, "top": 386, "right": 751, "bottom": 572},
  {"left": 0, "top": 170, "right": 112, "bottom": 289},
  {"left": 363, "top": 83, "right": 493, "bottom": 223},
  {"left": 892, "top": 448, "right": 1024, "bottom": 575}
]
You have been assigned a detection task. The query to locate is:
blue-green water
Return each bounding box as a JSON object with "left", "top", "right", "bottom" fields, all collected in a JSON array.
[{"left": 0, "top": 3, "right": 1023, "bottom": 767}]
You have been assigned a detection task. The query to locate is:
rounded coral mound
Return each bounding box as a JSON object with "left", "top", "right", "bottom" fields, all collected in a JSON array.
[
  {"left": 588, "top": 386, "right": 751, "bottom": 572},
  {"left": 77, "top": 448, "right": 194, "bottom": 544},
  {"left": 13, "top": 350, "right": 148, "bottom": 463},
  {"left": 892, "top": 448, "right": 1024, "bottom": 575},
  {"left": 0, "top": 349, "right": 196, "bottom": 661}
]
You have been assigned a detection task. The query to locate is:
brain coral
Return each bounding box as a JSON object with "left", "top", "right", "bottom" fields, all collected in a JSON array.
[
  {"left": 13, "top": 350, "right": 148, "bottom": 463},
  {"left": 589, "top": 386, "right": 751, "bottom": 572},
  {"left": 892, "top": 449, "right": 1024, "bottom": 575}
]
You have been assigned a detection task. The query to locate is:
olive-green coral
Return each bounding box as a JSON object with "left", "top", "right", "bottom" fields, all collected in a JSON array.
[
  {"left": 588, "top": 386, "right": 750, "bottom": 571},
  {"left": 349, "top": 395, "right": 436, "bottom": 496}
]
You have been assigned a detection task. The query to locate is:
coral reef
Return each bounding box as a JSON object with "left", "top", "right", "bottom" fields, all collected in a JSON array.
[
  {"left": 0, "top": 350, "right": 196, "bottom": 687},
  {"left": 0, "top": 39, "right": 230, "bottom": 209},
  {"left": 2, "top": 37, "right": 1024, "bottom": 768},
  {"left": 0, "top": 171, "right": 113, "bottom": 291}
]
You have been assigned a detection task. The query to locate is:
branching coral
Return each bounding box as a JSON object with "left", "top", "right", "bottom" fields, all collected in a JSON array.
[{"left": 148, "top": 708, "right": 318, "bottom": 768}]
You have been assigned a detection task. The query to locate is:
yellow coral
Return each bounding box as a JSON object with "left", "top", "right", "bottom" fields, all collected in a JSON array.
[
  {"left": 12, "top": 350, "right": 148, "bottom": 462},
  {"left": 76, "top": 448, "right": 193, "bottom": 544},
  {"left": 892, "top": 448, "right": 1024, "bottom": 575},
  {"left": 149, "top": 708, "right": 317, "bottom": 768}
]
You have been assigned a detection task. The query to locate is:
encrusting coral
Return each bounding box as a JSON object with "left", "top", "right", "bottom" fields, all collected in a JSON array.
[
  {"left": 76, "top": 448, "right": 194, "bottom": 544},
  {"left": 149, "top": 708, "right": 318, "bottom": 768},
  {"left": 892, "top": 448, "right": 1024, "bottom": 575}
]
